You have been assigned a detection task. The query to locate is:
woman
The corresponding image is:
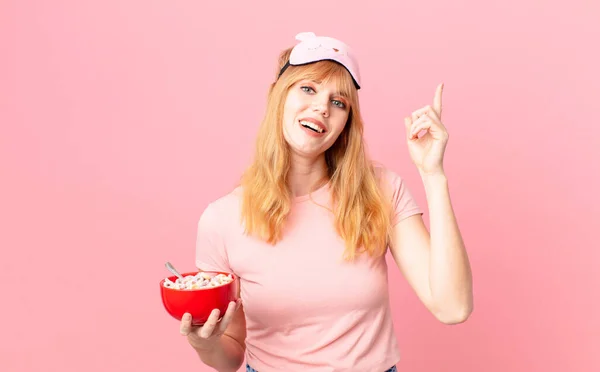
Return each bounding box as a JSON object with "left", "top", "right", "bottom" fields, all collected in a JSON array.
[{"left": 179, "top": 32, "right": 473, "bottom": 372}]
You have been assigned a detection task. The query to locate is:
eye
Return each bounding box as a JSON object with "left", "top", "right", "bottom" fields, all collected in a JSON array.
[
  {"left": 332, "top": 100, "right": 346, "bottom": 109},
  {"left": 300, "top": 86, "right": 315, "bottom": 94}
]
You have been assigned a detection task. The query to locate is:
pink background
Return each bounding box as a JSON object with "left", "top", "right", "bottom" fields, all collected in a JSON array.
[{"left": 1, "top": 0, "right": 598, "bottom": 371}]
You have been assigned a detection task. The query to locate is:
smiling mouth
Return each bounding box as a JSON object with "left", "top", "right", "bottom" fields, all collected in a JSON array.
[{"left": 299, "top": 120, "right": 326, "bottom": 134}]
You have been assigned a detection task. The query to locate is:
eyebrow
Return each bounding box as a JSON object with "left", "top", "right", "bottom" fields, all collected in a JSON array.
[{"left": 306, "top": 79, "right": 349, "bottom": 99}]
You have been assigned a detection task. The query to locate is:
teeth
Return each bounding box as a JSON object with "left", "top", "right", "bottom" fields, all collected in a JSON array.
[{"left": 300, "top": 120, "right": 324, "bottom": 133}]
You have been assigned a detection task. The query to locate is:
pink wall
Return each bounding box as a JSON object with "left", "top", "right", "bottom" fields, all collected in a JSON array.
[{"left": 1, "top": 1, "right": 598, "bottom": 371}]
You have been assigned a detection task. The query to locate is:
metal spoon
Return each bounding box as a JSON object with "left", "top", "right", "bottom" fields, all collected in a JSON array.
[{"left": 165, "top": 261, "right": 184, "bottom": 281}]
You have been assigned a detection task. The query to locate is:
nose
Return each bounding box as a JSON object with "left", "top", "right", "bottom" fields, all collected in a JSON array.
[{"left": 312, "top": 97, "right": 329, "bottom": 118}]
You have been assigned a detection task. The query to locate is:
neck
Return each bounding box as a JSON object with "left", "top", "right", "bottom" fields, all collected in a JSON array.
[{"left": 287, "top": 153, "right": 329, "bottom": 197}]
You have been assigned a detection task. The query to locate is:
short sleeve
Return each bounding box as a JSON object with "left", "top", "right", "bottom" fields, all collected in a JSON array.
[
  {"left": 379, "top": 167, "right": 423, "bottom": 225},
  {"left": 195, "top": 203, "right": 232, "bottom": 274}
]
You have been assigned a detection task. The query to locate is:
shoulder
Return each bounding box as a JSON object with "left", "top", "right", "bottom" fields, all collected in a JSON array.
[
  {"left": 198, "top": 186, "right": 244, "bottom": 229},
  {"left": 371, "top": 163, "right": 408, "bottom": 191},
  {"left": 205, "top": 186, "right": 244, "bottom": 212},
  {"left": 372, "top": 163, "right": 422, "bottom": 215}
]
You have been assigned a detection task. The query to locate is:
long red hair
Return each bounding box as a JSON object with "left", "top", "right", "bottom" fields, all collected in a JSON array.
[{"left": 240, "top": 47, "right": 392, "bottom": 261}]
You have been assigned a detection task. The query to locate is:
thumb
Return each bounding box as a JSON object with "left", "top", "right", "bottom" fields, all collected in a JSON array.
[{"left": 180, "top": 313, "right": 193, "bottom": 336}]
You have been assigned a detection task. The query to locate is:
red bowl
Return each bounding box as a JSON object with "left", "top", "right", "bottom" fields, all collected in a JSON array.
[{"left": 160, "top": 271, "right": 240, "bottom": 326}]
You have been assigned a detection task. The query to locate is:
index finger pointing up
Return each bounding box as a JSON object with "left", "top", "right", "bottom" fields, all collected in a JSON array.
[{"left": 433, "top": 83, "right": 444, "bottom": 118}]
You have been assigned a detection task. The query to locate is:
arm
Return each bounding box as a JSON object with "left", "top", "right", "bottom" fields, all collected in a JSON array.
[
  {"left": 192, "top": 208, "right": 247, "bottom": 370},
  {"left": 389, "top": 173, "right": 473, "bottom": 324},
  {"left": 393, "top": 83, "right": 473, "bottom": 324}
]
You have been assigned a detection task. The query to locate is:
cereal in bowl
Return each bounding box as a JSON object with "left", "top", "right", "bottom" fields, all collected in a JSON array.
[{"left": 163, "top": 272, "right": 233, "bottom": 290}]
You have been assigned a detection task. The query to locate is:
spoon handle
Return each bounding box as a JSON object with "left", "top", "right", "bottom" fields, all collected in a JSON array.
[{"left": 165, "top": 261, "right": 184, "bottom": 281}]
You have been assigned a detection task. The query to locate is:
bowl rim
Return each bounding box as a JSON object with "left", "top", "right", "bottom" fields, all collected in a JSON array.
[{"left": 159, "top": 270, "right": 238, "bottom": 292}]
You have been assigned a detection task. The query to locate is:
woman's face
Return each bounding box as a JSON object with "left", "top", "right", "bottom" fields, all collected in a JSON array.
[{"left": 282, "top": 79, "right": 350, "bottom": 158}]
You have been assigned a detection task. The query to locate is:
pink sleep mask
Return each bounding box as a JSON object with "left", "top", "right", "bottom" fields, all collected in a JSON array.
[{"left": 278, "top": 32, "right": 361, "bottom": 90}]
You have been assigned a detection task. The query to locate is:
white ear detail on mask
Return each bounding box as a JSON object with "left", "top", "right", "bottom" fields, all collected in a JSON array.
[{"left": 295, "top": 32, "right": 317, "bottom": 41}]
